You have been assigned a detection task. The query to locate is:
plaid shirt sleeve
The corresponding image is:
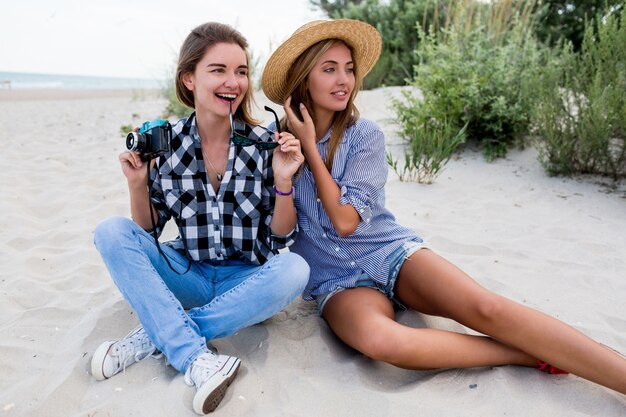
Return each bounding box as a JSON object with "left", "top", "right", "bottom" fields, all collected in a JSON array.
[
  {"left": 146, "top": 157, "right": 171, "bottom": 237},
  {"left": 259, "top": 150, "right": 298, "bottom": 250}
]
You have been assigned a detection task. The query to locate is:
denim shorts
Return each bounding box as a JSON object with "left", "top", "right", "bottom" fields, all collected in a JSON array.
[{"left": 315, "top": 240, "right": 425, "bottom": 316}]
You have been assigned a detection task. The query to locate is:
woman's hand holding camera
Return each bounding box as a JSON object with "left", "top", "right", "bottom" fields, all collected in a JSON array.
[
  {"left": 119, "top": 150, "right": 150, "bottom": 186},
  {"left": 120, "top": 125, "right": 157, "bottom": 189}
]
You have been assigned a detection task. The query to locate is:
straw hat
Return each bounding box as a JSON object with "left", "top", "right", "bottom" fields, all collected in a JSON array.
[{"left": 261, "top": 19, "right": 382, "bottom": 104}]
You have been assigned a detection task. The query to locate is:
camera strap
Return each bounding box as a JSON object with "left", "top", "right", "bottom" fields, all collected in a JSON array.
[{"left": 146, "top": 161, "right": 192, "bottom": 275}]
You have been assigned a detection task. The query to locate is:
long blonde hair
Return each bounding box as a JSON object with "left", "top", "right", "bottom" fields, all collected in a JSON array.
[{"left": 282, "top": 39, "right": 362, "bottom": 172}]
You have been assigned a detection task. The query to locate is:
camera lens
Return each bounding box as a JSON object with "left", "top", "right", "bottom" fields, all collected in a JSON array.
[{"left": 126, "top": 132, "right": 145, "bottom": 152}]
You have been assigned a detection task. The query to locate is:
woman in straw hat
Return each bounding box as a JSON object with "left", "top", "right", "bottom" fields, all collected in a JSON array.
[
  {"left": 91, "top": 22, "right": 309, "bottom": 414},
  {"left": 261, "top": 19, "right": 626, "bottom": 394}
]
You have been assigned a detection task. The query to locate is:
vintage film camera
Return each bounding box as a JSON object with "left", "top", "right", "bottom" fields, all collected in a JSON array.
[{"left": 126, "top": 120, "right": 172, "bottom": 161}]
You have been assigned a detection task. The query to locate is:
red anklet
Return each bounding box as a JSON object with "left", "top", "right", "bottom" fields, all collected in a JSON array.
[{"left": 536, "top": 360, "right": 569, "bottom": 375}]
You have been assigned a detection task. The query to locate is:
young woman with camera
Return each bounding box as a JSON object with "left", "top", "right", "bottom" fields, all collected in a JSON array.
[
  {"left": 91, "top": 22, "right": 309, "bottom": 415},
  {"left": 261, "top": 19, "right": 626, "bottom": 397}
]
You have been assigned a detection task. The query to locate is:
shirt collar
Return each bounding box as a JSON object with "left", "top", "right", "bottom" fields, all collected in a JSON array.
[
  {"left": 317, "top": 128, "right": 332, "bottom": 144},
  {"left": 166, "top": 113, "right": 199, "bottom": 175}
]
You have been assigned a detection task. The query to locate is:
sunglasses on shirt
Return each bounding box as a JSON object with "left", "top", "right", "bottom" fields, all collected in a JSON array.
[{"left": 229, "top": 100, "right": 281, "bottom": 150}]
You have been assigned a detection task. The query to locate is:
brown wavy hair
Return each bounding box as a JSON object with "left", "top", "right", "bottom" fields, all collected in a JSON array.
[
  {"left": 281, "top": 39, "right": 361, "bottom": 172},
  {"left": 175, "top": 22, "right": 257, "bottom": 125}
]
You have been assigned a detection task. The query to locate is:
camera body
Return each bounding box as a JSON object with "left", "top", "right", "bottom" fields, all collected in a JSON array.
[{"left": 126, "top": 120, "right": 172, "bottom": 161}]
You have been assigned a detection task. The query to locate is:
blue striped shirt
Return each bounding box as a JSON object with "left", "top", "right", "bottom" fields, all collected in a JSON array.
[{"left": 287, "top": 118, "right": 424, "bottom": 300}]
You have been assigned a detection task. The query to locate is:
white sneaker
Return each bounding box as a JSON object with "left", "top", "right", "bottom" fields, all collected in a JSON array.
[
  {"left": 91, "top": 325, "right": 160, "bottom": 381},
  {"left": 184, "top": 352, "right": 241, "bottom": 414}
]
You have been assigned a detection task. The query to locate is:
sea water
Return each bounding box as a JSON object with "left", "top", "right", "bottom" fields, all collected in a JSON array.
[{"left": 0, "top": 71, "right": 165, "bottom": 90}]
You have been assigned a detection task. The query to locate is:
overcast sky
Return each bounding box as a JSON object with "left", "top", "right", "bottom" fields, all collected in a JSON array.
[{"left": 1, "top": 0, "right": 324, "bottom": 79}]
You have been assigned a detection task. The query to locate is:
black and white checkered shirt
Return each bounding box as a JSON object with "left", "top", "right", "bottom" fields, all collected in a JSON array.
[{"left": 148, "top": 113, "right": 297, "bottom": 264}]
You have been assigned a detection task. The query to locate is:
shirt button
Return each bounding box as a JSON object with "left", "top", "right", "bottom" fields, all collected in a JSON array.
[
  {"left": 316, "top": 198, "right": 321, "bottom": 202},
  {"left": 350, "top": 261, "right": 356, "bottom": 266},
  {"left": 359, "top": 209, "right": 364, "bottom": 213},
  {"left": 335, "top": 247, "right": 340, "bottom": 252},
  {"left": 322, "top": 233, "right": 327, "bottom": 238}
]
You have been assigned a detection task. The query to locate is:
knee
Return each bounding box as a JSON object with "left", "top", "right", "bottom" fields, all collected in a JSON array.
[
  {"left": 93, "top": 216, "right": 135, "bottom": 251},
  {"left": 357, "top": 331, "right": 400, "bottom": 363},
  {"left": 274, "top": 251, "right": 309, "bottom": 295},
  {"left": 354, "top": 330, "right": 436, "bottom": 369},
  {"left": 471, "top": 293, "right": 507, "bottom": 324}
]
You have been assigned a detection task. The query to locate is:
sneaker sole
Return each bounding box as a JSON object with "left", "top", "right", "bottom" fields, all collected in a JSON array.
[
  {"left": 91, "top": 340, "right": 116, "bottom": 381},
  {"left": 194, "top": 357, "right": 241, "bottom": 414}
]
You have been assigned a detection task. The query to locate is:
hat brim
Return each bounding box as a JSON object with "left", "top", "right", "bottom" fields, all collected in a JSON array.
[{"left": 261, "top": 19, "right": 382, "bottom": 104}]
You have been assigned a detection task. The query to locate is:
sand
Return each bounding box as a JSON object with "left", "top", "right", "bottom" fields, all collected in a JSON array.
[{"left": 0, "top": 87, "right": 625, "bottom": 416}]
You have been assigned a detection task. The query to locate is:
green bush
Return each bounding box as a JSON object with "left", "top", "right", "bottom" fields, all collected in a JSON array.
[
  {"left": 534, "top": 0, "right": 624, "bottom": 52},
  {"left": 162, "top": 78, "right": 192, "bottom": 119},
  {"left": 396, "top": 2, "right": 546, "bottom": 163},
  {"left": 119, "top": 123, "right": 134, "bottom": 137},
  {"left": 533, "top": 6, "right": 626, "bottom": 178},
  {"left": 387, "top": 100, "right": 467, "bottom": 183}
]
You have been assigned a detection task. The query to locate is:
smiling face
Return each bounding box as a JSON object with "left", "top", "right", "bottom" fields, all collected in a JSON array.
[
  {"left": 182, "top": 42, "right": 249, "bottom": 120},
  {"left": 306, "top": 42, "right": 355, "bottom": 122}
]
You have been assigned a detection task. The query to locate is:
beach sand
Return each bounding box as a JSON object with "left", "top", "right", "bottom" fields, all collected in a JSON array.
[{"left": 0, "top": 87, "right": 625, "bottom": 416}]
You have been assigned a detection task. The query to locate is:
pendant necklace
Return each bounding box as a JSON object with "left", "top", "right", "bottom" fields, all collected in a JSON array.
[{"left": 201, "top": 146, "right": 226, "bottom": 181}]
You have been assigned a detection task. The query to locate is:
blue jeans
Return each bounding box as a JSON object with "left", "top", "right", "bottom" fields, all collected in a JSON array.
[{"left": 94, "top": 216, "right": 309, "bottom": 373}]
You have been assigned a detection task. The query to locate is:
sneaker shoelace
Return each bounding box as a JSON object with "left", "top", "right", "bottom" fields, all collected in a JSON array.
[
  {"left": 112, "top": 327, "right": 159, "bottom": 373},
  {"left": 184, "top": 353, "right": 221, "bottom": 388}
]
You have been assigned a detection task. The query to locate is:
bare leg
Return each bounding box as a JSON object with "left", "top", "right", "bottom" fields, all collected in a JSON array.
[
  {"left": 323, "top": 287, "right": 535, "bottom": 370},
  {"left": 394, "top": 249, "right": 626, "bottom": 394}
]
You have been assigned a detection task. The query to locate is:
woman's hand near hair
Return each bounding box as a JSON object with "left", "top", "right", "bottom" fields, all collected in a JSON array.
[
  {"left": 282, "top": 98, "right": 360, "bottom": 237},
  {"left": 283, "top": 96, "right": 317, "bottom": 157}
]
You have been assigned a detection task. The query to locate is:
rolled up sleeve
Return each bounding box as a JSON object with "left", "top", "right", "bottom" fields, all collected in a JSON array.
[
  {"left": 265, "top": 217, "right": 299, "bottom": 249},
  {"left": 147, "top": 162, "right": 171, "bottom": 237},
  {"left": 260, "top": 149, "right": 298, "bottom": 250},
  {"left": 336, "top": 126, "right": 387, "bottom": 233}
]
